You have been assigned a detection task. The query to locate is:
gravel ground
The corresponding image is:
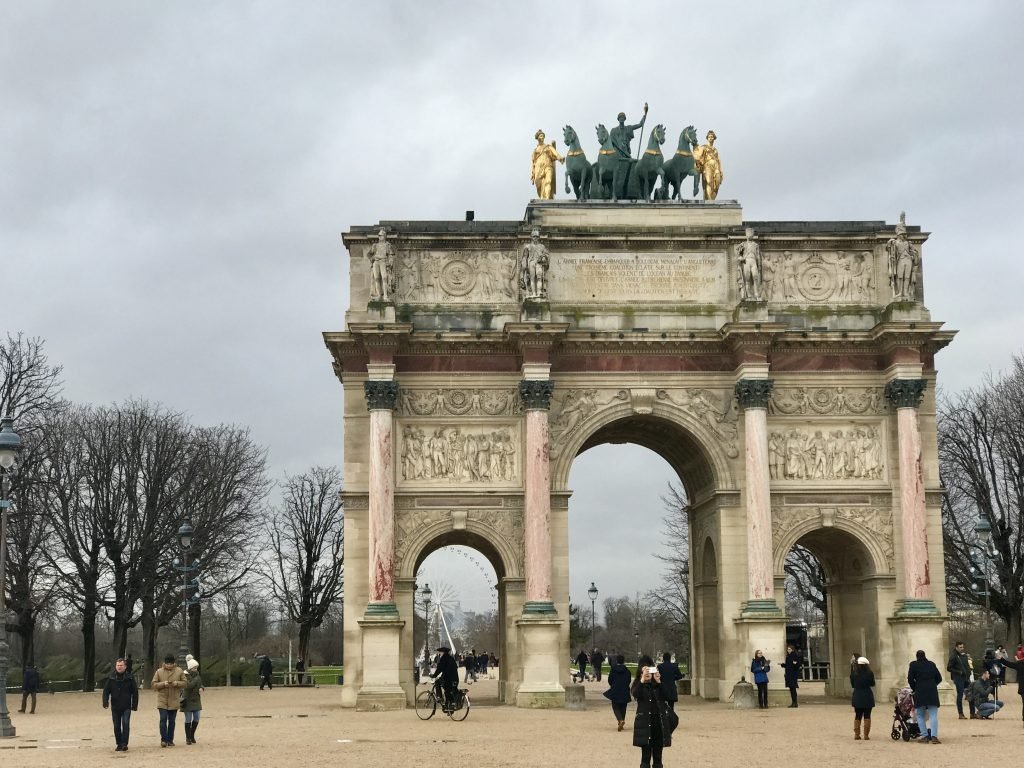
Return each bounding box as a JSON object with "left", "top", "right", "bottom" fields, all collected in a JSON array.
[{"left": 3, "top": 679, "right": 1022, "bottom": 768}]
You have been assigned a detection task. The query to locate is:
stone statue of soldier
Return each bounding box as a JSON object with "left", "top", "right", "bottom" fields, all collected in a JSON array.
[
  {"left": 367, "top": 227, "right": 396, "bottom": 301},
  {"left": 885, "top": 212, "right": 919, "bottom": 301},
  {"left": 520, "top": 228, "right": 550, "bottom": 300},
  {"left": 737, "top": 227, "right": 763, "bottom": 301}
]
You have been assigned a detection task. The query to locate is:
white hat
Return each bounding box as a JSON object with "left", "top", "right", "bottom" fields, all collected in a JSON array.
[
  {"left": 857, "top": 656, "right": 869, "bottom": 665},
  {"left": 187, "top": 658, "right": 199, "bottom": 671}
]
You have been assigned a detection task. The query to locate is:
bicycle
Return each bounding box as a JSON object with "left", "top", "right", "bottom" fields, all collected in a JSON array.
[{"left": 416, "top": 683, "right": 470, "bottom": 721}]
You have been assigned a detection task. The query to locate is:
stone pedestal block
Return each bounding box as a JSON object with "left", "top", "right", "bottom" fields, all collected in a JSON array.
[
  {"left": 516, "top": 616, "right": 565, "bottom": 708},
  {"left": 356, "top": 613, "right": 406, "bottom": 711},
  {"left": 564, "top": 684, "right": 586, "bottom": 710},
  {"left": 732, "top": 678, "right": 757, "bottom": 709}
]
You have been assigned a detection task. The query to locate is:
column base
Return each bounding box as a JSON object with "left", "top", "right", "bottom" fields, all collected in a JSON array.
[
  {"left": 893, "top": 598, "right": 939, "bottom": 617},
  {"left": 516, "top": 615, "right": 565, "bottom": 709},
  {"left": 740, "top": 598, "right": 784, "bottom": 617},
  {"left": 356, "top": 609, "right": 406, "bottom": 711},
  {"left": 0, "top": 718, "right": 14, "bottom": 738},
  {"left": 522, "top": 600, "right": 557, "bottom": 616}
]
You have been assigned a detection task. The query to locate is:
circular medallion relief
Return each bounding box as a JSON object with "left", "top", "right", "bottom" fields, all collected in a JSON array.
[
  {"left": 798, "top": 264, "right": 834, "bottom": 302},
  {"left": 440, "top": 260, "right": 477, "bottom": 296}
]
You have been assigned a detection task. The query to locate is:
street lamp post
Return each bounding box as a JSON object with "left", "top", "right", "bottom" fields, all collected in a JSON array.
[
  {"left": 172, "top": 522, "right": 201, "bottom": 668},
  {"left": 680, "top": 560, "right": 690, "bottom": 678},
  {"left": 421, "top": 583, "right": 432, "bottom": 658},
  {"left": 0, "top": 415, "right": 24, "bottom": 738},
  {"left": 972, "top": 517, "right": 995, "bottom": 653},
  {"left": 587, "top": 582, "right": 599, "bottom": 655},
  {"left": 634, "top": 630, "right": 640, "bottom": 660}
]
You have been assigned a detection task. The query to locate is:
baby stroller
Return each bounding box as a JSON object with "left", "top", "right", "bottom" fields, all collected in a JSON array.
[{"left": 890, "top": 687, "right": 922, "bottom": 741}]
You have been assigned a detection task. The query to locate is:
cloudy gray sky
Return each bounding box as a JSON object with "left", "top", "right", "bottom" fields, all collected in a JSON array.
[{"left": 3, "top": 1, "right": 1022, "bottom": 616}]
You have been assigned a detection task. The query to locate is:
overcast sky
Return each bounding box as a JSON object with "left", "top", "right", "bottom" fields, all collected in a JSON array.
[{"left": 3, "top": 2, "right": 1022, "bottom": 616}]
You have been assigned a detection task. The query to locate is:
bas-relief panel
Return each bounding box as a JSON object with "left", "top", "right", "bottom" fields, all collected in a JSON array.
[
  {"left": 398, "top": 423, "right": 520, "bottom": 487},
  {"left": 397, "top": 250, "right": 519, "bottom": 304},
  {"left": 769, "top": 386, "right": 887, "bottom": 416},
  {"left": 769, "top": 424, "right": 886, "bottom": 482},
  {"left": 547, "top": 251, "right": 729, "bottom": 304},
  {"left": 761, "top": 250, "right": 876, "bottom": 305},
  {"left": 772, "top": 506, "right": 895, "bottom": 573}
]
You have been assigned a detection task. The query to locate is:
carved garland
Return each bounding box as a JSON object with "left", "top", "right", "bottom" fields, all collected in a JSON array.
[
  {"left": 770, "top": 386, "right": 886, "bottom": 416},
  {"left": 771, "top": 506, "right": 894, "bottom": 574}
]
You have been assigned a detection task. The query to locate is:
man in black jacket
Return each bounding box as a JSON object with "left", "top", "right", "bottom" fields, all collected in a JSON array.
[
  {"left": 657, "top": 652, "right": 683, "bottom": 711},
  {"left": 19, "top": 665, "right": 40, "bottom": 714},
  {"left": 431, "top": 646, "right": 459, "bottom": 711},
  {"left": 908, "top": 649, "right": 943, "bottom": 744},
  {"left": 102, "top": 658, "right": 139, "bottom": 752},
  {"left": 259, "top": 655, "right": 273, "bottom": 690},
  {"left": 946, "top": 641, "right": 975, "bottom": 719}
]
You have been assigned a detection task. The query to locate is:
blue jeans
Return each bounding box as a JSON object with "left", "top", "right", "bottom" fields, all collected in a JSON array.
[
  {"left": 111, "top": 709, "right": 131, "bottom": 747},
  {"left": 978, "top": 700, "right": 1003, "bottom": 718},
  {"left": 184, "top": 709, "right": 201, "bottom": 724},
  {"left": 158, "top": 708, "right": 178, "bottom": 743},
  {"left": 953, "top": 677, "right": 975, "bottom": 716},
  {"left": 915, "top": 705, "right": 939, "bottom": 738}
]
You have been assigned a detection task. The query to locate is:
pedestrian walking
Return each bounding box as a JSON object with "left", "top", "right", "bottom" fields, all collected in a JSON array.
[
  {"left": 151, "top": 654, "right": 186, "bottom": 747},
  {"left": 604, "top": 654, "right": 631, "bottom": 731},
  {"left": 463, "top": 649, "right": 477, "bottom": 683},
  {"left": 19, "top": 664, "right": 40, "bottom": 714},
  {"left": 631, "top": 654, "right": 675, "bottom": 768},
  {"left": 850, "top": 656, "right": 875, "bottom": 740},
  {"left": 1000, "top": 655, "right": 1024, "bottom": 725},
  {"left": 181, "top": 657, "right": 204, "bottom": 744},
  {"left": 907, "top": 649, "right": 942, "bottom": 744},
  {"left": 592, "top": 649, "right": 605, "bottom": 682},
  {"left": 751, "top": 650, "right": 770, "bottom": 709},
  {"left": 259, "top": 654, "right": 274, "bottom": 690},
  {"left": 945, "top": 641, "right": 975, "bottom": 719},
  {"left": 102, "top": 657, "right": 139, "bottom": 752},
  {"left": 783, "top": 644, "right": 802, "bottom": 707},
  {"left": 657, "top": 652, "right": 683, "bottom": 711},
  {"left": 575, "top": 649, "right": 589, "bottom": 681}
]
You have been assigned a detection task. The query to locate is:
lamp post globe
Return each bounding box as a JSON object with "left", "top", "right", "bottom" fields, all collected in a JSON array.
[
  {"left": 421, "top": 583, "right": 432, "bottom": 654},
  {"left": 0, "top": 416, "right": 24, "bottom": 739},
  {"left": 178, "top": 521, "right": 194, "bottom": 550}
]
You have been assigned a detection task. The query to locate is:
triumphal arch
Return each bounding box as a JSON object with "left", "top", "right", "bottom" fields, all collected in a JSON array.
[{"left": 324, "top": 196, "right": 954, "bottom": 709}]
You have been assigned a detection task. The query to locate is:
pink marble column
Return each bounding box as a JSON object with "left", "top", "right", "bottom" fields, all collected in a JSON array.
[
  {"left": 735, "top": 379, "right": 778, "bottom": 610},
  {"left": 365, "top": 380, "right": 399, "bottom": 608},
  {"left": 885, "top": 379, "right": 933, "bottom": 608},
  {"left": 519, "top": 380, "right": 555, "bottom": 613}
]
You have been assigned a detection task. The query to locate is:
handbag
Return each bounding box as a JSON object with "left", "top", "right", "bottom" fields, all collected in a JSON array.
[{"left": 663, "top": 701, "right": 679, "bottom": 733}]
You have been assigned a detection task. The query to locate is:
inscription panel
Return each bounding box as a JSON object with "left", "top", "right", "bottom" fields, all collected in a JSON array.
[{"left": 548, "top": 252, "right": 729, "bottom": 303}]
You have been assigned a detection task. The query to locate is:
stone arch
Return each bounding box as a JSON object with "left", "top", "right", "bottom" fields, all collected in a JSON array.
[
  {"left": 550, "top": 396, "right": 737, "bottom": 498},
  {"left": 772, "top": 512, "right": 890, "bottom": 578},
  {"left": 397, "top": 514, "right": 521, "bottom": 582}
]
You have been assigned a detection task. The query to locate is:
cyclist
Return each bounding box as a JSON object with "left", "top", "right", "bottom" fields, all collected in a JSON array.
[{"left": 431, "top": 646, "right": 459, "bottom": 712}]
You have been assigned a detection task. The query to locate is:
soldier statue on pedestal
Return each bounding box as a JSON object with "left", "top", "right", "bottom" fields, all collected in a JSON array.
[{"left": 520, "top": 229, "right": 550, "bottom": 300}]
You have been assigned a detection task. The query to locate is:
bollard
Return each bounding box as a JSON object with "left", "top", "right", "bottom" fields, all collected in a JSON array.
[
  {"left": 732, "top": 676, "right": 757, "bottom": 709},
  {"left": 564, "top": 684, "right": 586, "bottom": 711}
]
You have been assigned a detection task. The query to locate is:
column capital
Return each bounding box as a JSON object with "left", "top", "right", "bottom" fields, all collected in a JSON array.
[
  {"left": 364, "top": 380, "right": 399, "bottom": 411},
  {"left": 518, "top": 379, "right": 554, "bottom": 411},
  {"left": 735, "top": 378, "right": 774, "bottom": 409},
  {"left": 884, "top": 378, "right": 927, "bottom": 409}
]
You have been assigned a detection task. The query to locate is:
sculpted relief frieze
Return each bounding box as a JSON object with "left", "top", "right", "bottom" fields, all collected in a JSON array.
[
  {"left": 398, "top": 250, "right": 519, "bottom": 304},
  {"left": 393, "top": 507, "right": 524, "bottom": 576},
  {"left": 656, "top": 388, "right": 739, "bottom": 458},
  {"left": 772, "top": 506, "right": 894, "bottom": 573},
  {"left": 548, "top": 389, "right": 627, "bottom": 452},
  {"left": 399, "top": 423, "right": 520, "bottom": 486},
  {"left": 762, "top": 251, "right": 875, "bottom": 305},
  {"left": 399, "top": 388, "right": 521, "bottom": 417},
  {"left": 770, "top": 387, "right": 886, "bottom": 416},
  {"left": 769, "top": 425, "right": 885, "bottom": 482}
]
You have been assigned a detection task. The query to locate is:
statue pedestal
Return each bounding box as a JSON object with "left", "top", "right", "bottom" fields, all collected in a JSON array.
[
  {"left": 525, "top": 199, "right": 743, "bottom": 229},
  {"left": 366, "top": 301, "right": 396, "bottom": 323},
  {"left": 515, "top": 614, "right": 565, "bottom": 708},
  {"left": 521, "top": 299, "right": 550, "bottom": 322},
  {"left": 888, "top": 609, "right": 950, "bottom": 702},
  {"left": 734, "top": 300, "right": 769, "bottom": 322},
  {"left": 355, "top": 608, "right": 406, "bottom": 711}
]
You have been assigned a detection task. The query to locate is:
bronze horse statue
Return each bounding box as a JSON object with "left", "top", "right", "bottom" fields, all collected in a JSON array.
[
  {"left": 634, "top": 124, "right": 666, "bottom": 201},
  {"left": 562, "top": 125, "right": 593, "bottom": 201},
  {"left": 661, "top": 125, "right": 700, "bottom": 200}
]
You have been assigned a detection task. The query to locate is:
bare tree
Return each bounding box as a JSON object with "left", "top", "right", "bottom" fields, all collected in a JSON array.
[
  {"left": 265, "top": 467, "right": 345, "bottom": 663},
  {"left": 647, "top": 483, "right": 690, "bottom": 656},
  {"left": 784, "top": 545, "right": 827, "bottom": 620},
  {"left": 939, "top": 355, "right": 1024, "bottom": 644}
]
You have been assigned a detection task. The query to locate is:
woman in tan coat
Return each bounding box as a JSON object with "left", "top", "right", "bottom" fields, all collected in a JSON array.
[{"left": 152, "top": 654, "right": 186, "bottom": 747}]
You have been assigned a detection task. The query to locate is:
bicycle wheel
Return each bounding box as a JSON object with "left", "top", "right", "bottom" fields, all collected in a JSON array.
[
  {"left": 450, "top": 691, "right": 470, "bottom": 721},
  {"left": 415, "top": 690, "right": 437, "bottom": 720}
]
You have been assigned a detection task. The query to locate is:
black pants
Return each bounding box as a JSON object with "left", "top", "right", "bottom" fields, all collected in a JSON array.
[
  {"left": 112, "top": 708, "right": 132, "bottom": 747},
  {"left": 953, "top": 677, "right": 975, "bottom": 716},
  {"left": 756, "top": 682, "right": 769, "bottom": 708},
  {"left": 788, "top": 686, "right": 798, "bottom": 705},
  {"left": 640, "top": 744, "right": 664, "bottom": 767},
  {"left": 260, "top": 673, "right": 273, "bottom": 690},
  {"left": 612, "top": 702, "right": 627, "bottom": 722},
  {"left": 20, "top": 691, "right": 36, "bottom": 713}
]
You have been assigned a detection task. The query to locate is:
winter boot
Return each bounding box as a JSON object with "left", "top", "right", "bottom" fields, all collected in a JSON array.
[
  {"left": 863, "top": 719, "right": 871, "bottom": 740},
  {"left": 190, "top": 721, "right": 198, "bottom": 743},
  {"left": 854, "top": 719, "right": 861, "bottom": 740},
  {"left": 185, "top": 723, "right": 195, "bottom": 745},
  {"left": 618, "top": 720, "right": 624, "bottom": 732}
]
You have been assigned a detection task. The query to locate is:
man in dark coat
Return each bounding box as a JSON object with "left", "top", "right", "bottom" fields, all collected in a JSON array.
[
  {"left": 783, "top": 644, "right": 802, "bottom": 707},
  {"left": 102, "top": 657, "right": 139, "bottom": 752},
  {"left": 575, "top": 649, "right": 589, "bottom": 681},
  {"left": 946, "top": 641, "right": 975, "bottom": 719},
  {"left": 907, "top": 649, "right": 943, "bottom": 744},
  {"left": 19, "top": 664, "right": 41, "bottom": 714},
  {"left": 1000, "top": 656, "right": 1024, "bottom": 724},
  {"left": 604, "top": 654, "right": 632, "bottom": 731},
  {"left": 431, "top": 646, "right": 459, "bottom": 711},
  {"left": 258, "top": 655, "right": 274, "bottom": 690},
  {"left": 657, "top": 652, "right": 683, "bottom": 711},
  {"left": 592, "top": 649, "right": 605, "bottom": 682}
]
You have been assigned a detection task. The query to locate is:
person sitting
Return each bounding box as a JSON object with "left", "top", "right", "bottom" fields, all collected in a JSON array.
[
  {"left": 430, "top": 646, "right": 459, "bottom": 711},
  {"left": 967, "top": 670, "right": 1004, "bottom": 719}
]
